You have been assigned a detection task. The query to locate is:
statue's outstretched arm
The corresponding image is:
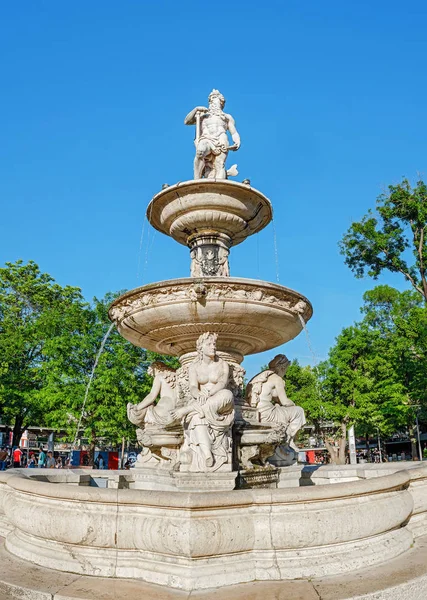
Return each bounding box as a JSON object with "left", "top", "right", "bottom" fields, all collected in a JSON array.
[
  {"left": 273, "top": 375, "right": 295, "bottom": 407},
  {"left": 184, "top": 106, "right": 208, "bottom": 125},
  {"left": 134, "top": 376, "right": 162, "bottom": 410},
  {"left": 227, "top": 115, "right": 241, "bottom": 149}
]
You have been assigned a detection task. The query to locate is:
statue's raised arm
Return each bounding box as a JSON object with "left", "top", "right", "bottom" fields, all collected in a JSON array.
[
  {"left": 184, "top": 89, "right": 240, "bottom": 180},
  {"left": 184, "top": 106, "right": 208, "bottom": 126}
]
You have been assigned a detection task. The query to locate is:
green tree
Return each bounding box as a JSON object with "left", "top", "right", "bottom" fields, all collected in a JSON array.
[
  {"left": 320, "top": 322, "right": 408, "bottom": 463},
  {"left": 285, "top": 361, "right": 324, "bottom": 432},
  {"left": 339, "top": 177, "right": 427, "bottom": 456},
  {"left": 0, "top": 260, "right": 87, "bottom": 446},
  {"left": 361, "top": 285, "right": 427, "bottom": 455},
  {"left": 42, "top": 291, "right": 180, "bottom": 463},
  {"left": 340, "top": 178, "right": 427, "bottom": 302}
]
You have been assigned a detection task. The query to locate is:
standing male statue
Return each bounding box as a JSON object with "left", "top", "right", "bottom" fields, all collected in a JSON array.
[{"left": 184, "top": 89, "right": 241, "bottom": 180}]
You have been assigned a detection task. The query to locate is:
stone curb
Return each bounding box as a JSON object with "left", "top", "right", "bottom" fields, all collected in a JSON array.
[{"left": 1, "top": 535, "right": 427, "bottom": 599}]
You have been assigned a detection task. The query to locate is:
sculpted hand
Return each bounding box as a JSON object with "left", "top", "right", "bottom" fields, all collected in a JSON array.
[{"left": 170, "top": 407, "right": 188, "bottom": 421}]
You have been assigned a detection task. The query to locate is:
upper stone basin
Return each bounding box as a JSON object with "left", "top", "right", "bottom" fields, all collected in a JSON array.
[
  {"left": 147, "top": 179, "right": 273, "bottom": 247},
  {"left": 109, "top": 277, "right": 312, "bottom": 361}
]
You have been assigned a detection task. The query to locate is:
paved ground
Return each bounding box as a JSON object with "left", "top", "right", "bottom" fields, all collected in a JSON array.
[{"left": 1, "top": 535, "right": 427, "bottom": 599}]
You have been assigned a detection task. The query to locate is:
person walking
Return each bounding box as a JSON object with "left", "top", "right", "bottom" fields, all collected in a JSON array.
[
  {"left": 0, "top": 448, "right": 8, "bottom": 471},
  {"left": 38, "top": 447, "right": 46, "bottom": 468},
  {"left": 12, "top": 447, "right": 22, "bottom": 468}
]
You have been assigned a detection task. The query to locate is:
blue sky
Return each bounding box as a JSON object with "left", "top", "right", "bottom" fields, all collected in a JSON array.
[{"left": 1, "top": 1, "right": 426, "bottom": 378}]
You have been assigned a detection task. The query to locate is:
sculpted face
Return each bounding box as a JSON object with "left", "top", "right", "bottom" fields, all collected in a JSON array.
[
  {"left": 276, "top": 363, "right": 288, "bottom": 378},
  {"left": 209, "top": 94, "right": 225, "bottom": 110},
  {"left": 271, "top": 358, "right": 290, "bottom": 378},
  {"left": 202, "top": 337, "right": 217, "bottom": 359}
]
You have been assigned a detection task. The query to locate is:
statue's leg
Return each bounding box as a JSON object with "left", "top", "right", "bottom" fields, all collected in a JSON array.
[
  {"left": 194, "top": 140, "right": 210, "bottom": 179},
  {"left": 286, "top": 406, "right": 306, "bottom": 438},
  {"left": 196, "top": 425, "right": 214, "bottom": 467},
  {"left": 285, "top": 406, "right": 306, "bottom": 451},
  {"left": 210, "top": 389, "right": 234, "bottom": 413},
  {"left": 213, "top": 151, "right": 227, "bottom": 179}
]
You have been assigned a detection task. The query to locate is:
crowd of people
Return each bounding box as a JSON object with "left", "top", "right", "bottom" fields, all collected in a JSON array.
[{"left": 0, "top": 446, "right": 71, "bottom": 470}]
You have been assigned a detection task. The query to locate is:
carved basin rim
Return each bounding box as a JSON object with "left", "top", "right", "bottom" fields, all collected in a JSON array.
[
  {"left": 109, "top": 277, "right": 313, "bottom": 321},
  {"left": 3, "top": 469, "right": 412, "bottom": 507},
  {"left": 147, "top": 179, "right": 273, "bottom": 247},
  {"left": 108, "top": 277, "right": 313, "bottom": 358}
]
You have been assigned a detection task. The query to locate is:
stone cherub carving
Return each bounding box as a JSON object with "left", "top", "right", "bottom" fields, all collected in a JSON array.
[
  {"left": 184, "top": 89, "right": 240, "bottom": 180},
  {"left": 127, "top": 361, "right": 178, "bottom": 430},
  {"left": 246, "top": 355, "right": 306, "bottom": 452},
  {"left": 171, "top": 332, "right": 234, "bottom": 471}
]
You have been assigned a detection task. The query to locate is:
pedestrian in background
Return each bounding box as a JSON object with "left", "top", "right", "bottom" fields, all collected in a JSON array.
[
  {"left": 46, "top": 451, "right": 55, "bottom": 468},
  {"left": 12, "top": 446, "right": 22, "bottom": 468},
  {"left": 38, "top": 447, "right": 46, "bottom": 468},
  {"left": 0, "top": 448, "right": 8, "bottom": 471}
]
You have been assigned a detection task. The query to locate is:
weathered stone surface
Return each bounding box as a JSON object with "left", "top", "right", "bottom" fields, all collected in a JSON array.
[
  {"left": 312, "top": 532, "right": 427, "bottom": 600},
  {"left": 1, "top": 468, "right": 419, "bottom": 590},
  {"left": 147, "top": 180, "right": 272, "bottom": 247},
  {"left": 146, "top": 179, "right": 273, "bottom": 278},
  {"left": 109, "top": 277, "right": 312, "bottom": 358},
  {"left": 1, "top": 534, "right": 427, "bottom": 599}
]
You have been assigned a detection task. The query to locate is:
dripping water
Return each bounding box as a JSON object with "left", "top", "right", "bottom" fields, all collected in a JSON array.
[
  {"left": 272, "top": 219, "right": 280, "bottom": 283},
  {"left": 136, "top": 217, "right": 147, "bottom": 283},
  {"left": 70, "top": 323, "right": 115, "bottom": 454},
  {"left": 142, "top": 202, "right": 155, "bottom": 284},
  {"left": 298, "top": 313, "right": 318, "bottom": 366}
]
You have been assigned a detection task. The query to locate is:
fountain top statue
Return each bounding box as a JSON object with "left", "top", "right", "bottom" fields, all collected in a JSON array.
[{"left": 184, "top": 89, "right": 241, "bottom": 180}]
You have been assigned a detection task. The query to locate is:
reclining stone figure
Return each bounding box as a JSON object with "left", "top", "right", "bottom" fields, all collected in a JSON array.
[{"left": 246, "top": 354, "right": 306, "bottom": 453}]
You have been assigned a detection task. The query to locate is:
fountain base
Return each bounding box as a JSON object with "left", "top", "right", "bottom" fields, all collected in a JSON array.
[{"left": 1, "top": 464, "right": 426, "bottom": 591}]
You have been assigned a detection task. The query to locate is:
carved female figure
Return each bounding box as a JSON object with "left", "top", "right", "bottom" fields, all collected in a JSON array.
[
  {"left": 246, "top": 355, "right": 306, "bottom": 452},
  {"left": 127, "top": 361, "right": 177, "bottom": 429},
  {"left": 171, "top": 332, "right": 234, "bottom": 471}
]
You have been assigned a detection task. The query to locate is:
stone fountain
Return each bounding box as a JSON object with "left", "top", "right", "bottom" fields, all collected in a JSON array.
[
  {"left": 108, "top": 88, "right": 311, "bottom": 490},
  {"left": 1, "top": 90, "right": 427, "bottom": 599}
]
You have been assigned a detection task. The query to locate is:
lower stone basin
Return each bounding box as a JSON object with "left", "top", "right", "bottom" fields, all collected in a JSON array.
[
  {"left": 1, "top": 466, "right": 425, "bottom": 591},
  {"left": 108, "top": 277, "right": 312, "bottom": 360}
]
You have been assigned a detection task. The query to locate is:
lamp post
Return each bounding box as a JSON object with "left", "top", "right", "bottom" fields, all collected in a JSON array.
[
  {"left": 377, "top": 428, "right": 383, "bottom": 463},
  {"left": 415, "top": 411, "right": 423, "bottom": 461},
  {"left": 348, "top": 426, "right": 357, "bottom": 465},
  {"left": 411, "top": 405, "right": 423, "bottom": 461}
]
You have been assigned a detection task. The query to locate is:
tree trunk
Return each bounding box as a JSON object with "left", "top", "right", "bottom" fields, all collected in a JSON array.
[{"left": 12, "top": 417, "right": 25, "bottom": 447}]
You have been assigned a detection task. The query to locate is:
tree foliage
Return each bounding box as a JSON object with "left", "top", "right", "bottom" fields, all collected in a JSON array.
[
  {"left": 340, "top": 178, "right": 427, "bottom": 302},
  {"left": 0, "top": 260, "right": 87, "bottom": 445},
  {"left": 285, "top": 361, "right": 324, "bottom": 430},
  {"left": 0, "top": 260, "right": 177, "bottom": 457}
]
